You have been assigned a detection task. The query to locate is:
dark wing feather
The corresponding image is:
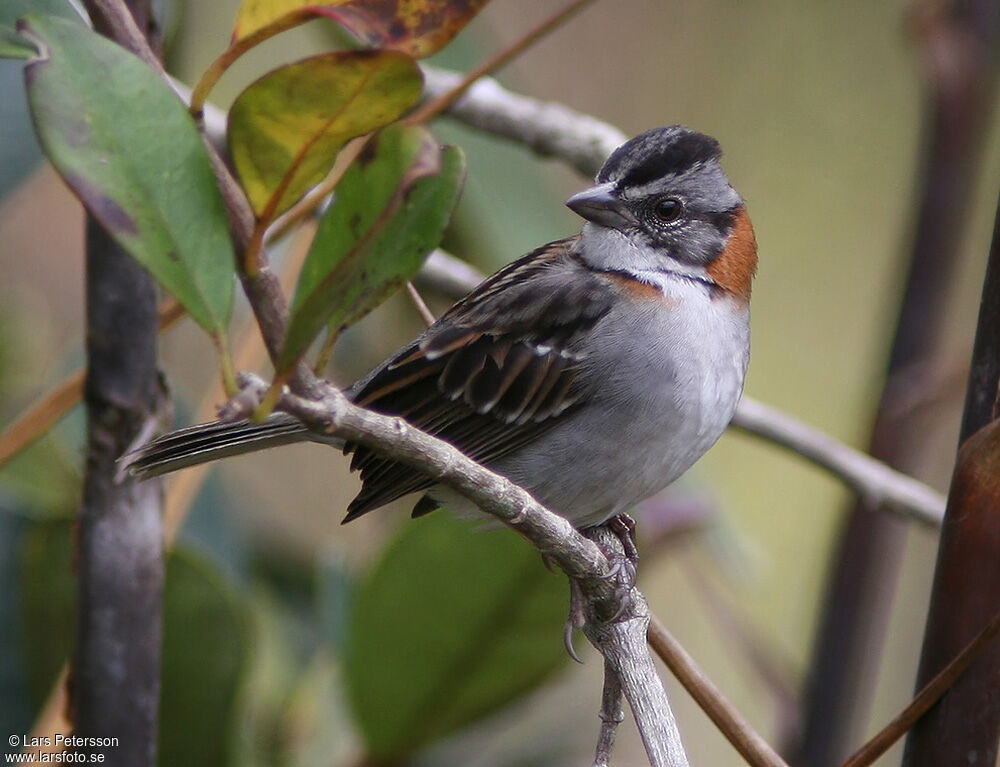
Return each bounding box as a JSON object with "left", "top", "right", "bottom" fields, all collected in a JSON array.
[{"left": 342, "top": 237, "right": 613, "bottom": 521}]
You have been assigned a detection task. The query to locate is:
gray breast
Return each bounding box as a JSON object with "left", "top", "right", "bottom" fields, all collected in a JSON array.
[{"left": 485, "top": 279, "right": 750, "bottom": 529}]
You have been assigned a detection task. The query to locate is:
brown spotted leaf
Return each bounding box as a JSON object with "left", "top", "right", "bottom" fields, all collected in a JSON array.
[
  {"left": 278, "top": 124, "right": 464, "bottom": 373},
  {"left": 233, "top": 0, "right": 489, "bottom": 57}
]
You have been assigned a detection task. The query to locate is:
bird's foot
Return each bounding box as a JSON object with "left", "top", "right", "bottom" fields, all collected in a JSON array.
[
  {"left": 609, "top": 513, "right": 640, "bottom": 566},
  {"left": 561, "top": 515, "right": 641, "bottom": 661},
  {"left": 598, "top": 514, "right": 638, "bottom": 598}
]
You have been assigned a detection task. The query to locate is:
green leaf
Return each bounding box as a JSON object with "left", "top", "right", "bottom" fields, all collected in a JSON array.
[
  {"left": 227, "top": 50, "right": 422, "bottom": 219},
  {"left": 0, "top": 0, "right": 83, "bottom": 61},
  {"left": 18, "top": 520, "right": 251, "bottom": 767},
  {"left": 20, "top": 14, "right": 234, "bottom": 335},
  {"left": 159, "top": 551, "right": 251, "bottom": 767},
  {"left": 232, "top": 0, "right": 490, "bottom": 57},
  {"left": 18, "top": 520, "right": 74, "bottom": 704},
  {"left": 0, "top": 1, "right": 83, "bottom": 28},
  {"left": 278, "top": 124, "right": 464, "bottom": 373},
  {"left": 344, "top": 514, "right": 570, "bottom": 761},
  {"left": 0, "top": 24, "right": 37, "bottom": 59}
]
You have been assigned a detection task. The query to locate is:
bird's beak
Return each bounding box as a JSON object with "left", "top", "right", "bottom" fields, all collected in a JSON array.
[{"left": 566, "top": 183, "right": 637, "bottom": 228}]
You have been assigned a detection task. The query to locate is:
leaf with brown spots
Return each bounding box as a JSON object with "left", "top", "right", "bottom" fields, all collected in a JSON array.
[
  {"left": 19, "top": 14, "right": 233, "bottom": 335},
  {"left": 228, "top": 50, "right": 422, "bottom": 220},
  {"left": 232, "top": 0, "right": 489, "bottom": 57},
  {"left": 278, "top": 124, "right": 464, "bottom": 373}
]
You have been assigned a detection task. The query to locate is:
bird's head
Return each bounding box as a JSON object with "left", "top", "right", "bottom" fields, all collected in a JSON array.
[{"left": 568, "top": 126, "right": 757, "bottom": 300}]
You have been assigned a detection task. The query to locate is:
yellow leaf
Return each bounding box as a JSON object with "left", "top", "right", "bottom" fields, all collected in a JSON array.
[{"left": 227, "top": 50, "right": 422, "bottom": 219}]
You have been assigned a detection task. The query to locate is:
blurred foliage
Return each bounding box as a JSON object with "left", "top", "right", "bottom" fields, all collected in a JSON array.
[
  {"left": 2, "top": 0, "right": 999, "bottom": 765},
  {"left": 345, "top": 513, "right": 570, "bottom": 761},
  {"left": 16, "top": 520, "right": 252, "bottom": 766}
]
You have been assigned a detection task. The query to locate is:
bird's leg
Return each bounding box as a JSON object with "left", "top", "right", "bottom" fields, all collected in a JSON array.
[
  {"left": 590, "top": 514, "right": 638, "bottom": 602},
  {"left": 609, "top": 512, "right": 640, "bottom": 565},
  {"left": 562, "top": 516, "right": 640, "bottom": 661}
]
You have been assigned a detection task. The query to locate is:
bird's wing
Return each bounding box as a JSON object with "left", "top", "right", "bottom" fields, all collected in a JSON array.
[{"left": 343, "top": 236, "right": 614, "bottom": 520}]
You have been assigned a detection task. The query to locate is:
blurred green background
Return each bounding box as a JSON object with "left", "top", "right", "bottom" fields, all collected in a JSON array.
[{"left": 1, "top": 1, "right": 998, "bottom": 764}]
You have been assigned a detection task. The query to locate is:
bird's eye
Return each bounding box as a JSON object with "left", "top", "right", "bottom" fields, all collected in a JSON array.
[{"left": 653, "top": 197, "right": 683, "bottom": 223}]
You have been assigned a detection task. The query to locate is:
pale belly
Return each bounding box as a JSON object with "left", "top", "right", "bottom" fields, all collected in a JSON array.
[{"left": 432, "top": 283, "right": 750, "bottom": 529}]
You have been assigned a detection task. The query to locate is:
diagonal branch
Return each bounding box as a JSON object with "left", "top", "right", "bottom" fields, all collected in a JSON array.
[
  {"left": 730, "top": 398, "right": 945, "bottom": 526},
  {"left": 647, "top": 617, "right": 790, "bottom": 767},
  {"left": 243, "top": 373, "right": 691, "bottom": 766},
  {"left": 422, "top": 65, "right": 625, "bottom": 177},
  {"left": 416, "top": 249, "right": 947, "bottom": 526}
]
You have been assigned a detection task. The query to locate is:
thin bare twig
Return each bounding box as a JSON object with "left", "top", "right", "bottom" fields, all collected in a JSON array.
[
  {"left": 843, "top": 607, "right": 1000, "bottom": 767},
  {"left": 0, "top": 300, "right": 183, "bottom": 471},
  {"left": 647, "top": 617, "right": 790, "bottom": 767},
  {"left": 731, "top": 398, "right": 946, "bottom": 526},
  {"left": 583, "top": 527, "right": 689, "bottom": 767},
  {"left": 405, "top": 281, "right": 436, "bottom": 327},
  {"left": 0, "top": 371, "right": 84, "bottom": 467},
  {"left": 408, "top": 0, "right": 599, "bottom": 125}
]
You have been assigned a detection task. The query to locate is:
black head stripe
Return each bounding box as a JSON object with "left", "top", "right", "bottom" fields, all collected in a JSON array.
[{"left": 597, "top": 126, "right": 722, "bottom": 187}]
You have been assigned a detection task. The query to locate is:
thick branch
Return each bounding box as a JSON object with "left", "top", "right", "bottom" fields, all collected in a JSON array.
[
  {"left": 76, "top": 153, "right": 164, "bottom": 767},
  {"left": 903, "top": 180, "right": 1000, "bottom": 766},
  {"left": 422, "top": 65, "right": 626, "bottom": 177},
  {"left": 76, "top": 3, "right": 163, "bottom": 764},
  {"left": 582, "top": 528, "right": 690, "bottom": 767}
]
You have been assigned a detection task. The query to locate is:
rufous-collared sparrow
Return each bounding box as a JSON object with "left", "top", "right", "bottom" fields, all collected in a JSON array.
[{"left": 123, "top": 125, "right": 757, "bottom": 532}]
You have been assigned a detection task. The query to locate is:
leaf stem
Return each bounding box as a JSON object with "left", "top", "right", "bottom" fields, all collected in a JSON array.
[
  {"left": 268, "top": 136, "right": 368, "bottom": 243},
  {"left": 313, "top": 327, "right": 340, "bottom": 375},
  {"left": 407, "top": 0, "right": 600, "bottom": 125},
  {"left": 253, "top": 377, "right": 285, "bottom": 421},
  {"left": 188, "top": 10, "right": 314, "bottom": 120},
  {"left": 244, "top": 222, "right": 266, "bottom": 277},
  {"left": 215, "top": 332, "right": 238, "bottom": 396}
]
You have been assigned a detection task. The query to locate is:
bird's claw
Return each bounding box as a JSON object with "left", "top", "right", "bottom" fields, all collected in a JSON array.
[{"left": 564, "top": 578, "right": 586, "bottom": 663}]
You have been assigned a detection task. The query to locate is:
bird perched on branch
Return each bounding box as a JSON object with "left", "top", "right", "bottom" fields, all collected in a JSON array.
[{"left": 123, "top": 125, "right": 757, "bottom": 539}]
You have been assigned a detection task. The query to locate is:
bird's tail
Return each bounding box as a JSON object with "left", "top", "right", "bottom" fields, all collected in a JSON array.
[{"left": 119, "top": 413, "right": 344, "bottom": 480}]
